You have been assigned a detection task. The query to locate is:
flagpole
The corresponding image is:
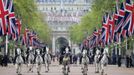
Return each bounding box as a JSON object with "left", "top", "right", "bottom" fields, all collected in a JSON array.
[
  {"left": 133, "top": 40, "right": 134, "bottom": 54},
  {"left": 5, "top": 33, "right": 8, "bottom": 55},
  {"left": 119, "top": 35, "right": 121, "bottom": 55},
  {"left": 132, "top": 38, "right": 134, "bottom": 54},
  {"left": 126, "top": 37, "right": 128, "bottom": 52}
]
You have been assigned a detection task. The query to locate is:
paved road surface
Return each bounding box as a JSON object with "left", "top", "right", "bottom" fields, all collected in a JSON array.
[{"left": 0, "top": 61, "right": 134, "bottom": 75}]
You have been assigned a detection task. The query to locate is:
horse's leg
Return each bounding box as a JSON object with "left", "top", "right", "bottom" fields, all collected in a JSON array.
[
  {"left": 27, "top": 63, "right": 30, "bottom": 72},
  {"left": 37, "top": 64, "right": 40, "bottom": 75},
  {"left": 81, "top": 63, "right": 84, "bottom": 73},
  {"left": 97, "top": 63, "right": 100, "bottom": 73},
  {"left": 104, "top": 65, "right": 107, "bottom": 75},
  {"left": 18, "top": 65, "right": 20, "bottom": 75},
  {"left": 28, "top": 63, "right": 33, "bottom": 72},
  {"left": 31, "top": 63, "right": 34, "bottom": 72},
  {"left": 67, "top": 63, "right": 70, "bottom": 72},
  {"left": 46, "top": 62, "right": 49, "bottom": 72},
  {"left": 45, "top": 62, "right": 48, "bottom": 72},
  {"left": 95, "top": 62, "right": 97, "bottom": 73},
  {"left": 28, "top": 63, "right": 31, "bottom": 72},
  {"left": 18, "top": 64, "right": 21, "bottom": 75},
  {"left": 81, "top": 58, "right": 84, "bottom": 69},
  {"left": 16, "top": 64, "right": 19, "bottom": 74},
  {"left": 39, "top": 64, "right": 42, "bottom": 74},
  {"left": 100, "top": 64, "right": 104, "bottom": 75},
  {"left": 19, "top": 64, "right": 22, "bottom": 75},
  {"left": 48, "top": 63, "right": 49, "bottom": 71}
]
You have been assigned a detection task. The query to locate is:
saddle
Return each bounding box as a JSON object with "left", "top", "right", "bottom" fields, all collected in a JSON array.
[{"left": 96, "top": 55, "right": 103, "bottom": 63}]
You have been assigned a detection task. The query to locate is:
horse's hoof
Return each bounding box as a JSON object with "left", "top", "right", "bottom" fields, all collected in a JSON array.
[
  {"left": 37, "top": 72, "right": 41, "bottom": 75},
  {"left": 45, "top": 71, "right": 48, "bottom": 73},
  {"left": 18, "top": 74, "right": 22, "bottom": 75},
  {"left": 95, "top": 71, "right": 99, "bottom": 73}
]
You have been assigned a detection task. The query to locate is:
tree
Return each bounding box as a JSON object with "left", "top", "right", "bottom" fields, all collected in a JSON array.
[
  {"left": 14, "top": 0, "right": 51, "bottom": 44},
  {"left": 69, "top": 0, "right": 115, "bottom": 44}
]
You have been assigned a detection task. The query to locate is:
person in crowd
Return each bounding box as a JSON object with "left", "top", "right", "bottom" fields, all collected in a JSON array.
[
  {"left": 129, "top": 56, "right": 133, "bottom": 67},
  {"left": 2, "top": 55, "right": 9, "bottom": 67},
  {"left": 126, "top": 55, "right": 130, "bottom": 68},
  {"left": 117, "top": 55, "right": 122, "bottom": 67},
  {"left": 73, "top": 54, "right": 77, "bottom": 64}
]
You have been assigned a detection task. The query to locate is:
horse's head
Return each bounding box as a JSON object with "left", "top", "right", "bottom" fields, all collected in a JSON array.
[
  {"left": 46, "top": 47, "right": 49, "bottom": 54},
  {"left": 36, "top": 49, "right": 40, "bottom": 55},
  {"left": 103, "top": 47, "right": 108, "bottom": 55},
  {"left": 96, "top": 49, "right": 100, "bottom": 55},
  {"left": 17, "top": 48, "right": 21, "bottom": 55},
  {"left": 82, "top": 49, "right": 87, "bottom": 57}
]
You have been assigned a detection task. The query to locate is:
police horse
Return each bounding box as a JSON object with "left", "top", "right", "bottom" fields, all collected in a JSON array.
[
  {"left": 94, "top": 48, "right": 101, "bottom": 73},
  {"left": 62, "top": 47, "right": 70, "bottom": 75},
  {"left": 16, "top": 48, "right": 24, "bottom": 75},
  {"left": 35, "top": 48, "right": 43, "bottom": 75},
  {"left": 43, "top": 47, "right": 51, "bottom": 72},
  {"left": 81, "top": 49, "right": 89, "bottom": 75},
  {"left": 100, "top": 48, "right": 109, "bottom": 75},
  {"left": 94, "top": 47, "right": 109, "bottom": 75},
  {"left": 27, "top": 46, "right": 35, "bottom": 72}
]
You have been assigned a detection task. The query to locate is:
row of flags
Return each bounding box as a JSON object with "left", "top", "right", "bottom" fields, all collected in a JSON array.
[
  {"left": 0, "top": 0, "right": 44, "bottom": 48},
  {"left": 21, "top": 28, "right": 44, "bottom": 48},
  {"left": 22, "top": 28, "right": 41, "bottom": 47},
  {"left": 82, "top": 0, "right": 134, "bottom": 49}
]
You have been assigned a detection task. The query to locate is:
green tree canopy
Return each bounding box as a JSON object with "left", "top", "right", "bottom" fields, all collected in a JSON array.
[
  {"left": 14, "top": 0, "right": 51, "bottom": 44},
  {"left": 69, "top": 0, "right": 115, "bottom": 44}
]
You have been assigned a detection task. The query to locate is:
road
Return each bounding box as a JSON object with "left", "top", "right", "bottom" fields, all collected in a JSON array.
[{"left": 0, "top": 61, "right": 134, "bottom": 75}]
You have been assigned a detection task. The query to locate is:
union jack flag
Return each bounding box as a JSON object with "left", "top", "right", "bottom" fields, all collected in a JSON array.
[
  {"left": 124, "top": 0, "right": 134, "bottom": 35},
  {"left": 93, "top": 28, "right": 101, "bottom": 45},
  {"left": 102, "top": 14, "right": 110, "bottom": 45},
  {"left": 0, "top": 0, "right": 8, "bottom": 36},
  {"left": 115, "top": 2, "right": 125, "bottom": 33},
  {"left": 28, "top": 31, "right": 37, "bottom": 46},
  {"left": 23, "top": 28, "right": 30, "bottom": 46},
  {"left": 121, "top": 0, "right": 133, "bottom": 36},
  {"left": 109, "top": 13, "right": 117, "bottom": 43}
]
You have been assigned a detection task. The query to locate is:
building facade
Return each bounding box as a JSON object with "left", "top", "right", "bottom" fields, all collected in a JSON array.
[{"left": 36, "top": 0, "right": 91, "bottom": 55}]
